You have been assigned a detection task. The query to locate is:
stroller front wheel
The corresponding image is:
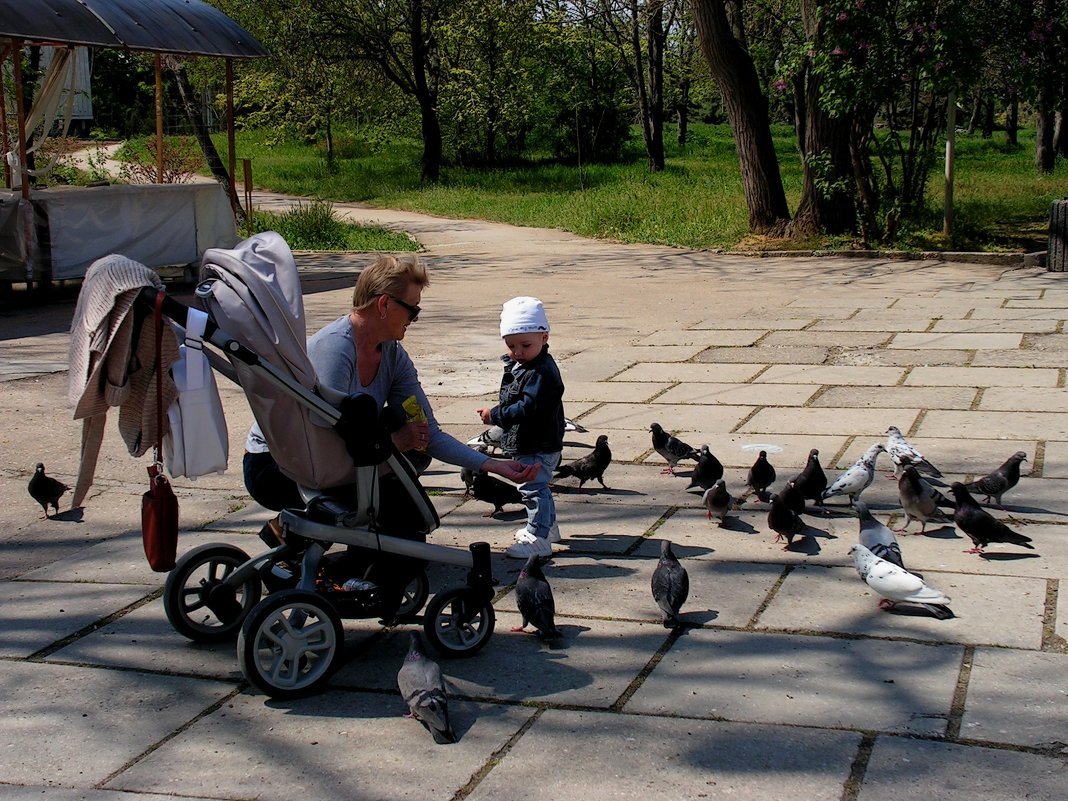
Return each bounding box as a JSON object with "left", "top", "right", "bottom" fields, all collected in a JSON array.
[
  {"left": 423, "top": 587, "right": 495, "bottom": 658},
  {"left": 164, "top": 544, "right": 262, "bottom": 643},
  {"left": 238, "top": 589, "right": 344, "bottom": 699},
  {"left": 394, "top": 571, "right": 431, "bottom": 620}
]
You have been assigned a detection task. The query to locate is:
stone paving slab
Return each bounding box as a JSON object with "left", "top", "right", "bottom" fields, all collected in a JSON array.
[
  {"left": 961, "top": 648, "right": 1068, "bottom": 749},
  {"left": 979, "top": 386, "right": 1068, "bottom": 412},
  {"left": 609, "top": 362, "right": 767, "bottom": 384},
  {"left": 0, "top": 789, "right": 224, "bottom": 801},
  {"left": 755, "top": 364, "right": 908, "bottom": 386},
  {"left": 653, "top": 381, "right": 818, "bottom": 406},
  {"left": 919, "top": 410, "right": 1068, "bottom": 441},
  {"left": 559, "top": 346, "right": 707, "bottom": 382},
  {"left": 0, "top": 660, "right": 234, "bottom": 786},
  {"left": 635, "top": 329, "right": 763, "bottom": 347},
  {"left": 693, "top": 316, "right": 814, "bottom": 330},
  {"left": 624, "top": 627, "right": 962, "bottom": 735},
  {"left": 466, "top": 710, "right": 862, "bottom": 801},
  {"left": 809, "top": 317, "right": 936, "bottom": 332},
  {"left": 693, "top": 345, "right": 831, "bottom": 364},
  {"left": 812, "top": 385, "right": 978, "bottom": 409},
  {"left": 932, "top": 318, "right": 1060, "bottom": 333},
  {"left": 890, "top": 333, "right": 1024, "bottom": 350},
  {"left": 756, "top": 564, "right": 1046, "bottom": 649},
  {"left": 740, "top": 407, "right": 921, "bottom": 437},
  {"left": 858, "top": 737, "right": 1068, "bottom": 801},
  {"left": 761, "top": 330, "right": 893, "bottom": 348},
  {"left": 827, "top": 347, "right": 973, "bottom": 366},
  {"left": 905, "top": 365, "right": 1060, "bottom": 387},
  {"left": 971, "top": 347, "right": 1068, "bottom": 368},
  {"left": 580, "top": 401, "right": 754, "bottom": 435}
]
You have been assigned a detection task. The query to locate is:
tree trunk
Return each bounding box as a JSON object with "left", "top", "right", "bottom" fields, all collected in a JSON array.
[
  {"left": 409, "top": 0, "right": 442, "bottom": 183},
  {"left": 646, "top": 1, "right": 666, "bottom": 171},
  {"left": 689, "top": 0, "right": 789, "bottom": 233},
  {"left": 1036, "top": 102, "right": 1056, "bottom": 174},
  {"left": 676, "top": 77, "right": 691, "bottom": 146},
  {"left": 1055, "top": 108, "right": 1067, "bottom": 158},
  {"left": 981, "top": 98, "right": 994, "bottom": 138},
  {"left": 1005, "top": 96, "right": 1019, "bottom": 146}
]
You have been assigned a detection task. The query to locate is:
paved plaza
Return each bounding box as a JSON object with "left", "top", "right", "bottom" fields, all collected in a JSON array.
[{"left": 1, "top": 198, "right": 1066, "bottom": 799}]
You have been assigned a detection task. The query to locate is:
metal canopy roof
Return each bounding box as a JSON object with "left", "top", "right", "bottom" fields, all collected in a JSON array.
[{"left": 0, "top": 0, "right": 266, "bottom": 58}]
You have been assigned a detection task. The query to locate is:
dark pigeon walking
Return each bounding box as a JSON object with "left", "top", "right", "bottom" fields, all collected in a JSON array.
[
  {"left": 649, "top": 422, "right": 700, "bottom": 475},
  {"left": 768, "top": 492, "right": 806, "bottom": 550},
  {"left": 963, "top": 451, "right": 1027, "bottom": 509},
  {"left": 792, "top": 448, "right": 827, "bottom": 507},
  {"left": 554, "top": 434, "right": 612, "bottom": 489},
  {"left": 779, "top": 479, "right": 806, "bottom": 517},
  {"left": 461, "top": 467, "right": 523, "bottom": 517},
  {"left": 397, "top": 631, "right": 456, "bottom": 744},
  {"left": 28, "top": 463, "right": 68, "bottom": 519},
  {"left": 686, "top": 445, "right": 724, "bottom": 491},
  {"left": 513, "top": 554, "right": 561, "bottom": 638},
  {"left": 949, "top": 482, "right": 1034, "bottom": 556},
  {"left": 744, "top": 450, "right": 777, "bottom": 502},
  {"left": 702, "top": 479, "right": 734, "bottom": 526},
  {"left": 651, "top": 539, "right": 689, "bottom": 628}
]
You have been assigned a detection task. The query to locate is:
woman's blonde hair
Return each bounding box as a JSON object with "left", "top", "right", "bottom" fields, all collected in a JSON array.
[{"left": 352, "top": 254, "right": 429, "bottom": 309}]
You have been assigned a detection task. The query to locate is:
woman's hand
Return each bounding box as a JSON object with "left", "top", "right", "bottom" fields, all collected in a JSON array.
[
  {"left": 392, "top": 420, "right": 430, "bottom": 452},
  {"left": 485, "top": 458, "right": 539, "bottom": 483}
]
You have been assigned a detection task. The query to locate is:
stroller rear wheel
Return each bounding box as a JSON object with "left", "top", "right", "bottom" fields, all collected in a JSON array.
[
  {"left": 238, "top": 589, "right": 344, "bottom": 699},
  {"left": 423, "top": 587, "right": 495, "bottom": 658},
  {"left": 164, "top": 544, "right": 262, "bottom": 643},
  {"left": 394, "top": 571, "right": 431, "bottom": 620}
]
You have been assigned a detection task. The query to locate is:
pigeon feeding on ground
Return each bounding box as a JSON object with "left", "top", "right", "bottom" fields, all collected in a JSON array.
[
  {"left": 767, "top": 492, "right": 806, "bottom": 550},
  {"left": 28, "top": 463, "right": 68, "bottom": 519},
  {"left": 686, "top": 445, "right": 724, "bottom": 491},
  {"left": 849, "top": 543, "right": 953, "bottom": 619},
  {"left": 792, "top": 448, "right": 828, "bottom": 507},
  {"left": 513, "top": 554, "right": 561, "bottom": 638},
  {"left": 554, "top": 434, "right": 612, "bottom": 489},
  {"left": 651, "top": 539, "right": 689, "bottom": 628},
  {"left": 897, "top": 466, "right": 953, "bottom": 534},
  {"left": 885, "top": 426, "right": 943, "bottom": 479},
  {"left": 949, "top": 482, "right": 1034, "bottom": 556},
  {"left": 649, "top": 423, "right": 700, "bottom": 475},
  {"left": 468, "top": 418, "right": 587, "bottom": 452},
  {"left": 743, "top": 450, "right": 777, "bottom": 502},
  {"left": 822, "top": 443, "right": 886, "bottom": 506},
  {"left": 702, "top": 479, "right": 734, "bottom": 526},
  {"left": 460, "top": 466, "right": 523, "bottom": 517},
  {"left": 397, "top": 631, "right": 456, "bottom": 744},
  {"left": 855, "top": 499, "right": 904, "bottom": 569},
  {"left": 963, "top": 451, "right": 1027, "bottom": 509}
]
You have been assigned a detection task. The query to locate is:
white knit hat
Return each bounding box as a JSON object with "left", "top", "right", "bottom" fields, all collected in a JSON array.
[{"left": 500, "top": 296, "right": 550, "bottom": 337}]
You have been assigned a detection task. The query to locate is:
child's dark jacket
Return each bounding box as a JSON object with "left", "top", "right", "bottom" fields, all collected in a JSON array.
[{"left": 490, "top": 345, "right": 565, "bottom": 456}]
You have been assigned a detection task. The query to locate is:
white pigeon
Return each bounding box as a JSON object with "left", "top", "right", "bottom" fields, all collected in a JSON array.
[
  {"left": 848, "top": 543, "right": 953, "bottom": 619},
  {"left": 885, "top": 426, "right": 943, "bottom": 479},
  {"left": 821, "top": 443, "right": 886, "bottom": 506}
]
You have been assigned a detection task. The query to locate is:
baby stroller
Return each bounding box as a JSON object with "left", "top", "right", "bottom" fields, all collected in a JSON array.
[{"left": 148, "top": 233, "right": 495, "bottom": 699}]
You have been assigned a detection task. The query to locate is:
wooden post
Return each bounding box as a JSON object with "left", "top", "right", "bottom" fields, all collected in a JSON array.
[
  {"left": 225, "top": 59, "right": 237, "bottom": 212},
  {"left": 242, "top": 158, "right": 253, "bottom": 236},
  {"left": 12, "top": 40, "right": 34, "bottom": 281},
  {"left": 155, "top": 54, "right": 164, "bottom": 183},
  {"left": 944, "top": 91, "right": 956, "bottom": 240},
  {"left": 0, "top": 44, "right": 11, "bottom": 188}
]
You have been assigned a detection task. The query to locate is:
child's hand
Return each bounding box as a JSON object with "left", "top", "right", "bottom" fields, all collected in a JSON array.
[{"left": 477, "top": 408, "right": 492, "bottom": 425}]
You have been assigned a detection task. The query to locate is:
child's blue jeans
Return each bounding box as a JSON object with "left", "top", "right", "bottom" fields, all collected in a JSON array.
[{"left": 516, "top": 451, "right": 561, "bottom": 538}]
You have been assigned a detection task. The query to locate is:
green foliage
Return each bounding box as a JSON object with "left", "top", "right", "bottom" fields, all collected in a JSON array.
[
  {"left": 249, "top": 199, "right": 419, "bottom": 252},
  {"left": 114, "top": 136, "right": 204, "bottom": 184}
]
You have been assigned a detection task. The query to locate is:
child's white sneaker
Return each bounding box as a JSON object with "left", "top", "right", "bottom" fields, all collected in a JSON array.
[{"left": 506, "top": 531, "right": 552, "bottom": 559}]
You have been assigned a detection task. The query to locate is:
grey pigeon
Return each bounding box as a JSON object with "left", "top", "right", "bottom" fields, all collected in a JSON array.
[
  {"left": 651, "top": 539, "right": 689, "bottom": 627},
  {"left": 744, "top": 450, "right": 777, "bottom": 502},
  {"left": 885, "top": 426, "right": 943, "bottom": 479},
  {"left": 949, "top": 482, "right": 1034, "bottom": 556},
  {"left": 28, "top": 463, "right": 68, "bottom": 519},
  {"left": 792, "top": 448, "right": 827, "bottom": 506},
  {"left": 855, "top": 499, "right": 904, "bottom": 569},
  {"left": 686, "top": 445, "right": 724, "bottom": 491},
  {"left": 397, "top": 631, "right": 456, "bottom": 744},
  {"left": 780, "top": 479, "right": 806, "bottom": 516},
  {"left": 649, "top": 422, "right": 700, "bottom": 475},
  {"left": 767, "top": 492, "right": 806, "bottom": 549},
  {"left": 469, "top": 418, "right": 587, "bottom": 452},
  {"left": 461, "top": 467, "right": 523, "bottom": 517},
  {"left": 963, "top": 451, "right": 1027, "bottom": 508},
  {"left": 513, "top": 554, "right": 561, "bottom": 638},
  {"left": 822, "top": 443, "right": 886, "bottom": 506},
  {"left": 702, "top": 479, "right": 734, "bottom": 526},
  {"left": 849, "top": 543, "right": 953, "bottom": 619},
  {"left": 554, "top": 434, "right": 612, "bottom": 489},
  {"left": 897, "top": 465, "right": 953, "bottom": 534}
]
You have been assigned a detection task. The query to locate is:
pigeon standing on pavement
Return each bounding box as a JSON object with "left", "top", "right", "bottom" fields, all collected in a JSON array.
[
  {"left": 649, "top": 423, "right": 700, "bottom": 475},
  {"left": 897, "top": 465, "right": 953, "bottom": 534},
  {"left": 822, "top": 444, "right": 886, "bottom": 506},
  {"left": 779, "top": 479, "right": 806, "bottom": 516},
  {"left": 651, "top": 539, "right": 689, "bottom": 628},
  {"left": 28, "top": 463, "right": 68, "bottom": 519},
  {"left": 397, "top": 631, "right": 457, "bottom": 744},
  {"left": 962, "top": 451, "right": 1028, "bottom": 508},
  {"left": 855, "top": 499, "right": 904, "bottom": 569},
  {"left": 744, "top": 450, "right": 777, "bottom": 502},
  {"left": 767, "top": 492, "right": 806, "bottom": 550},
  {"left": 949, "top": 482, "right": 1034, "bottom": 556},
  {"left": 554, "top": 434, "right": 612, "bottom": 489},
  {"left": 702, "top": 479, "right": 734, "bottom": 526},
  {"left": 792, "top": 448, "right": 828, "bottom": 507},
  {"left": 686, "top": 445, "right": 724, "bottom": 491},
  {"left": 513, "top": 554, "right": 561, "bottom": 638},
  {"left": 885, "top": 426, "right": 943, "bottom": 479},
  {"left": 849, "top": 543, "right": 953, "bottom": 619},
  {"left": 469, "top": 418, "right": 587, "bottom": 452},
  {"left": 460, "top": 466, "right": 523, "bottom": 517}
]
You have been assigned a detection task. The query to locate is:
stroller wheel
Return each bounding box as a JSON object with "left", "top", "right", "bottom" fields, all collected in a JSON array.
[
  {"left": 164, "top": 544, "right": 262, "bottom": 643},
  {"left": 238, "top": 589, "right": 343, "bottom": 699},
  {"left": 394, "top": 571, "right": 431, "bottom": 620},
  {"left": 423, "top": 587, "right": 495, "bottom": 658}
]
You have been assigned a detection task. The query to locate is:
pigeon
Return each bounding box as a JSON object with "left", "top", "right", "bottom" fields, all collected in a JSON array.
[
  {"left": 849, "top": 543, "right": 953, "bottom": 619},
  {"left": 702, "top": 479, "right": 734, "bottom": 526},
  {"left": 651, "top": 539, "right": 689, "bottom": 628},
  {"left": 554, "top": 434, "right": 612, "bottom": 489},
  {"left": 822, "top": 443, "right": 886, "bottom": 506},
  {"left": 743, "top": 450, "right": 777, "bottom": 502},
  {"left": 469, "top": 418, "right": 587, "bottom": 452},
  {"left": 649, "top": 423, "right": 700, "bottom": 475},
  {"left": 779, "top": 478, "right": 806, "bottom": 516},
  {"left": 885, "top": 426, "right": 943, "bottom": 479},
  {"left": 460, "top": 466, "right": 523, "bottom": 517},
  {"left": 855, "top": 499, "right": 904, "bottom": 569},
  {"left": 513, "top": 554, "right": 561, "bottom": 638},
  {"left": 949, "top": 482, "right": 1034, "bottom": 556},
  {"left": 897, "top": 465, "right": 953, "bottom": 534},
  {"left": 397, "top": 631, "right": 456, "bottom": 744},
  {"left": 792, "top": 448, "right": 827, "bottom": 506},
  {"left": 963, "top": 451, "right": 1027, "bottom": 508},
  {"left": 686, "top": 445, "right": 724, "bottom": 491},
  {"left": 28, "top": 463, "right": 68, "bottom": 519},
  {"left": 767, "top": 491, "right": 806, "bottom": 550}
]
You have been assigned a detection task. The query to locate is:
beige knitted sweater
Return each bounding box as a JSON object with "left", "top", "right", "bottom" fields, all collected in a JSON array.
[{"left": 68, "top": 255, "right": 179, "bottom": 507}]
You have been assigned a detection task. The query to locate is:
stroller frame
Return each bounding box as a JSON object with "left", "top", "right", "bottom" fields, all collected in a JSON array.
[{"left": 144, "top": 284, "right": 497, "bottom": 699}]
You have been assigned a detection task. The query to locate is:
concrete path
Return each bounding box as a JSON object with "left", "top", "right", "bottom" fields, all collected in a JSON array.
[{"left": 1, "top": 200, "right": 1067, "bottom": 800}]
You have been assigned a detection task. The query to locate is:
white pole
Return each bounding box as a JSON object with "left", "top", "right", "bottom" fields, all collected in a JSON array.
[{"left": 944, "top": 91, "right": 956, "bottom": 239}]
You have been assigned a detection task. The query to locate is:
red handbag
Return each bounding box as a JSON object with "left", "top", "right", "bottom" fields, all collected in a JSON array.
[{"left": 141, "top": 290, "right": 179, "bottom": 572}]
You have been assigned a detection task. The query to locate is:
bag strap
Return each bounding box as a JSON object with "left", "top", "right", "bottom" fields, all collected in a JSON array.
[{"left": 153, "top": 289, "right": 165, "bottom": 469}]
